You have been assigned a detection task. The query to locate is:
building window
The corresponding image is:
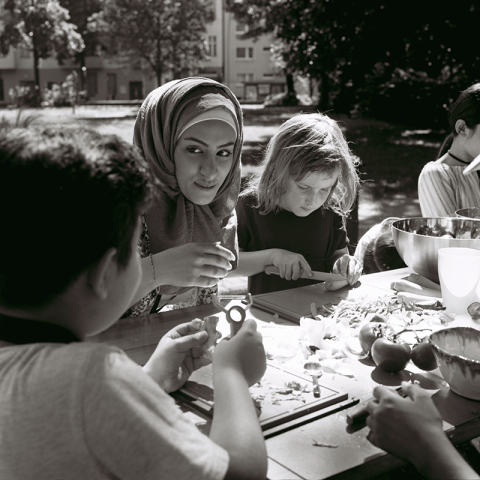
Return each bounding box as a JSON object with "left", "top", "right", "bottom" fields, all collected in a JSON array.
[
  {"left": 258, "top": 84, "right": 271, "bottom": 96},
  {"left": 262, "top": 73, "right": 274, "bottom": 78},
  {"left": 19, "top": 46, "right": 31, "bottom": 58},
  {"left": 0, "top": 78, "right": 4, "bottom": 102},
  {"left": 107, "top": 73, "right": 117, "bottom": 100},
  {"left": 235, "top": 23, "right": 248, "bottom": 35},
  {"left": 87, "top": 72, "right": 97, "bottom": 98},
  {"left": 19, "top": 80, "right": 35, "bottom": 88},
  {"left": 207, "top": 36, "right": 217, "bottom": 57},
  {"left": 271, "top": 84, "right": 285, "bottom": 95},
  {"left": 236, "top": 47, "right": 254, "bottom": 59},
  {"left": 262, "top": 46, "right": 271, "bottom": 52},
  {"left": 237, "top": 73, "right": 253, "bottom": 84},
  {"left": 129, "top": 81, "right": 143, "bottom": 100},
  {"left": 245, "top": 84, "right": 257, "bottom": 102}
]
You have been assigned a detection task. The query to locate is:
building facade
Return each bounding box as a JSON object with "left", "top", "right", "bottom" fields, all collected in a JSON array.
[{"left": 0, "top": 0, "right": 285, "bottom": 104}]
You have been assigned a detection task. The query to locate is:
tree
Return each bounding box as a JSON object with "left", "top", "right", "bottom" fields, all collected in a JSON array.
[
  {"left": 59, "top": 0, "right": 102, "bottom": 91},
  {"left": 88, "top": 0, "right": 214, "bottom": 86},
  {"left": 0, "top": 0, "right": 84, "bottom": 95},
  {"left": 226, "top": 0, "right": 480, "bottom": 113},
  {"left": 225, "top": 0, "right": 384, "bottom": 109}
]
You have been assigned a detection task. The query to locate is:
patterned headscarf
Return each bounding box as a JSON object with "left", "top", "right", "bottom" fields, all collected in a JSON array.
[{"left": 133, "top": 77, "right": 243, "bottom": 294}]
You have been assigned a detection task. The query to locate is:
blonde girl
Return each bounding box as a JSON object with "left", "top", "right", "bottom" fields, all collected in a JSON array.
[{"left": 230, "top": 112, "right": 362, "bottom": 295}]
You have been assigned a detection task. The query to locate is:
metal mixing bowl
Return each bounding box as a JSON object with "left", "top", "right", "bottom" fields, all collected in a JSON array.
[
  {"left": 391, "top": 217, "right": 480, "bottom": 283},
  {"left": 456, "top": 207, "right": 480, "bottom": 220}
]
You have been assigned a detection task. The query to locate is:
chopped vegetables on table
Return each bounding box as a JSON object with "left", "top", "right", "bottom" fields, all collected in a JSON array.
[{"left": 259, "top": 291, "right": 456, "bottom": 378}]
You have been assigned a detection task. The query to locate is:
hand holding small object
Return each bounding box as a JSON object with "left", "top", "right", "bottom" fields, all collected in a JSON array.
[
  {"left": 212, "top": 294, "right": 253, "bottom": 337},
  {"left": 332, "top": 254, "right": 362, "bottom": 286},
  {"left": 214, "top": 319, "right": 266, "bottom": 387},
  {"left": 142, "top": 320, "right": 211, "bottom": 393},
  {"left": 362, "top": 381, "right": 480, "bottom": 480}
]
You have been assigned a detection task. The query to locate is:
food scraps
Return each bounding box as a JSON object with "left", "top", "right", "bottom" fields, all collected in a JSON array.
[
  {"left": 261, "top": 293, "right": 453, "bottom": 377},
  {"left": 312, "top": 439, "right": 339, "bottom": 448},
  {"left": 250, "top": 379, "right": 312, "bottom": 409}
]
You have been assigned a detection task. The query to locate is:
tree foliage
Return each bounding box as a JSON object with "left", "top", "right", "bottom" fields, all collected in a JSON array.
[
  {"left": 88, "top": 0, "right": 215, "bottom": 85},
  {"left": 59, "top": 0, "right": 102, "bottom": 89},
  {"left": 0, "top": 0, "right": 84, "bottom": 93},
  {"left": 226, "top": 0, "right": 480, "bottom": 122}
]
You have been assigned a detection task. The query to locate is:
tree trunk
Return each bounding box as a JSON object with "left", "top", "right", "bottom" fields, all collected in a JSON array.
[
  {"left": 33, "top": 49, "right": 40, "bottom": 89},
  {"left": 286, "top": 72, "right": 295, "bottom": 96},
  {"left": 318, "top": 72, "right": 329, "bottom": 111},
  {"left": 79, "top": 52, "right": 86, "bottom": 92}
]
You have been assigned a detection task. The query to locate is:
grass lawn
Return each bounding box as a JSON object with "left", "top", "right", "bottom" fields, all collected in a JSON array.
[{"left": 1, "top": 104, "right": 439, "bottom": 237}]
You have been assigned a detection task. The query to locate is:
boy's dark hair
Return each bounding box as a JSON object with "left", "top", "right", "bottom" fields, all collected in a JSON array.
[{"left": 0, "top": 126, "right": 155, "bottom": 309}]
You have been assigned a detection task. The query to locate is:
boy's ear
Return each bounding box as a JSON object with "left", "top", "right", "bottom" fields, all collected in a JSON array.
[{"left": 87, "top": 248, "right": 118, "bottom": 300}]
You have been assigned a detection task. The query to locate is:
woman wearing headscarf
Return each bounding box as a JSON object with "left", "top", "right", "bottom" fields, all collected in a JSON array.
[{"left": 124, "top": 77, "right": 243, "bottom": 316}]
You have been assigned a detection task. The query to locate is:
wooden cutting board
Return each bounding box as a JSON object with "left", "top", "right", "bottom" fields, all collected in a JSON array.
[
  {"left": 252, "top": 282, "right": 395, "bottom": 323},
  {"left": 172, "top": 361, "right": 356, "bottom": 439}
]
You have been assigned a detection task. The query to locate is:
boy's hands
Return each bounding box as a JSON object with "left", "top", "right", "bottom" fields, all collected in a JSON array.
[
  {"left": 154, "top": 243, "right": 235, "bottom": 287},
  {"left": 365, "top": 382, "right": 444, "bottom": 466},
  {"left": 144, "top": 319, "right": 266, "bottom": 394},
  {"left": 213, "top": 320, "right": 266, "bottom": 387},
  {"left": 333, "top": 254, "right": 362, "bottom": 284},
  {"left": 270, "top": 249, "right": 312, "bottom": 281},
  {"left": 143, "top": 321, "right": 211, "bottom": 393}
]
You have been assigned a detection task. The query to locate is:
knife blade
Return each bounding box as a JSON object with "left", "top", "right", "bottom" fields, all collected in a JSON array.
[{"left": 264, "top": 265, "right": 346, "bottom": 282}]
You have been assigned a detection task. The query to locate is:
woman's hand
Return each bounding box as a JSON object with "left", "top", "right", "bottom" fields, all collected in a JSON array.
[
  {"left": 143, "top": 320, "right": 211, "bottom": 392},
  {"left": 270, "top": 249, "right": 312, "bottom": 280},
  {"left": 332, "top": 254, "right": 362, "bottom": 285},
  {"left": 154, "top": 242, "right": 236, "bottom": 287}
]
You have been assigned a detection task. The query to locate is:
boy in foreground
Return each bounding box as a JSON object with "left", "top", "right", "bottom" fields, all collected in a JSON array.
[{"left": 0, "top": 126, "right": 267, "bottom": 480}]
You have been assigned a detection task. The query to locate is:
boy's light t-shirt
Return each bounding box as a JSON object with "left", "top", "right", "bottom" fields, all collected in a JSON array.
[{"left": 0, "top": 342, "right": 228, "bottom": 480}]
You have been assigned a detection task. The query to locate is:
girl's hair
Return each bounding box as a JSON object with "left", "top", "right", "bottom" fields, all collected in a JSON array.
[
  {"left": 437, "top": 83, "right": 480, "bottom": 158},
  {"left": 242, "top": 113, "right": 360, "bottom": 226}
]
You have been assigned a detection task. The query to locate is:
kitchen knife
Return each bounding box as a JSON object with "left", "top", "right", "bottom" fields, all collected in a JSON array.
[
  {"left": 346, "top": 387, "right": 407, "bottom": 425},
  {"left": 264, "top": 265, "right": 346, "bottom": 282},
  {"left": 463, "top": 152, "right": 480, "bottom": 175}
]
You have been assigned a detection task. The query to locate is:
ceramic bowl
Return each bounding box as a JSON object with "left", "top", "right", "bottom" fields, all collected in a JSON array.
[
  {"left": 456, "top": 207, "right": 480, "bottom": 220},
  {"left": 392, "top": 217, "right": 480, "bottom": 283},
  {"left": 428, "top": 327, "right": 480, "bottom": 400}
]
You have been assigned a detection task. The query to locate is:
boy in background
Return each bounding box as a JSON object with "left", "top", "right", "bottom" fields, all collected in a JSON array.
[{"left": 0, "top": 126, "right": 267, "bottom": 480}]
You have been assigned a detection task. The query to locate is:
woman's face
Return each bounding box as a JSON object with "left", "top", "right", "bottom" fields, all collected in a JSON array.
[
  {"left": 174, "top": 120, "right": 236, "bottom": 204},
  {"left": 280, "top": 169, "right": 339, "bottom": 217}
]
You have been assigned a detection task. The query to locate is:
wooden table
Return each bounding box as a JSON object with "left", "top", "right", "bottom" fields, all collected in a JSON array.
[{"left": 89, "top": 268, "right": 480, "bottom": 480}]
